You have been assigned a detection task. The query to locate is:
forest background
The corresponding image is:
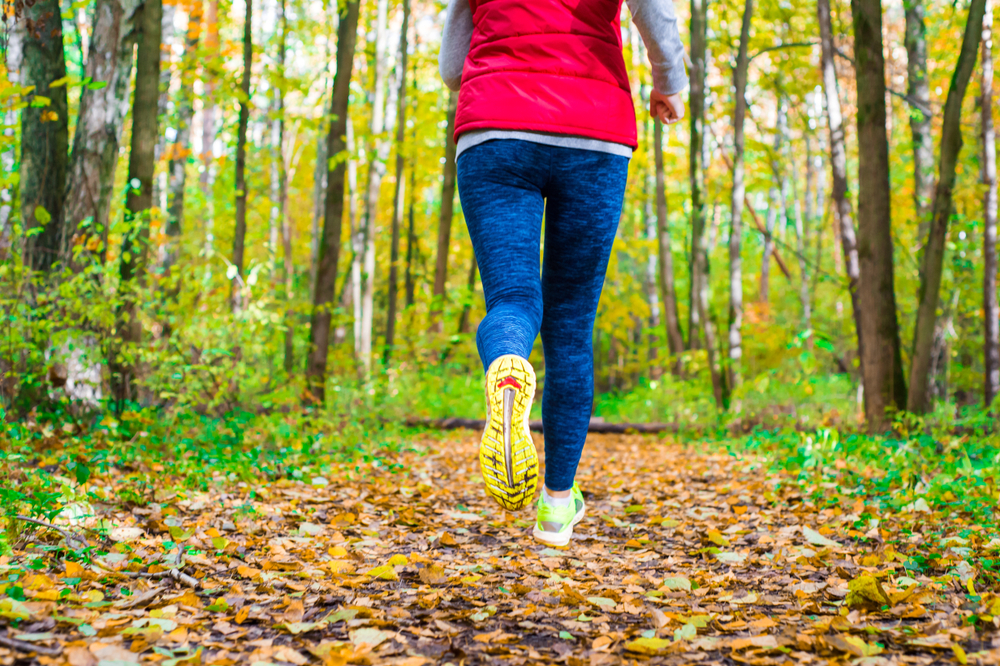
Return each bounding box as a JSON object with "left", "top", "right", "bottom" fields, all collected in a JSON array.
[{"left": 0, "top": 0, "right": 999, "bottom": 464}]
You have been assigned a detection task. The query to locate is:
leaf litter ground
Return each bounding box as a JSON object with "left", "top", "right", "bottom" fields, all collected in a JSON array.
[{"left": 3, "top": 431, "right": 999, "bottom": 665}]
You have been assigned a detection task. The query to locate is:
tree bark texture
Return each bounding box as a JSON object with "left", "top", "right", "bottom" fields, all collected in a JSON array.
[
  {"left": 852, "top": 0, "right": 908, "bottom": 429},
  {"left": 275, "top": 0, "right": 293, "bottom": 374},
  {"left": 164, "top": 2, "right": 202, "bottom": 274},
  {"left": 359, "top": 0, "right": 395, "bottom": 376},
  {"left": 728, "top": 0, "right": 753, "bottom": 391},
  {"left": 984, "top": 1, "right": 999, "bottom": 409},
  {"left": 111, "top": 0, "right": 162, "bottom": 403},
  {"left": 231, "top": 0, "right": 253, "bottom": 309},
  {"left": 904, "top": 0, "right": 934, "bottom": 231},
  {"left": 64, "top": 0, "right": 138, "bottom": 268},
  {"left": 818, "top": 0, "right": 864, "bottom": 373},
  {"left": 385, "top": 0, "right": 411, "bottom": 365},
  {"left": 304, "top": 0, "right": 360, "bottom": 405},
  {"left": 430, "top": 90, "right": 458, "bottom": 334},
  {"left": 20, "top": 0, "right": 70, "bottom": 273},
  {"left": 687, "top": 0, "right": 707, "bottom": 350},
  {"left": 654, "top": 120, "right": 685, "bottom": 359},
  {"left": 907, "top": 0, "right": 987, "bottom": 413},
  {"left": 200, "top": 0, "right": 219, "bottom": 196}
]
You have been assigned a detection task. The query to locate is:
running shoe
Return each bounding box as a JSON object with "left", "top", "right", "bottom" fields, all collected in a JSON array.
[
  {"left": 532, "top": 483, "right": 586, "bottom": 547},
  {"left": 480, "top": 355, "right": 538, "bottom": 510}
]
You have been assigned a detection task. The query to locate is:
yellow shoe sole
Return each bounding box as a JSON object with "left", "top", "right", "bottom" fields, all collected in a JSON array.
[{"left": 480, "top": 355, "right": 538, "bottom": 511}]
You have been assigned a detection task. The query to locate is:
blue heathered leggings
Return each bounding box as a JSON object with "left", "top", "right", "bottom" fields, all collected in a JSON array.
[{"left": 456, "top": 139, "right": 629, "bottom": 492}]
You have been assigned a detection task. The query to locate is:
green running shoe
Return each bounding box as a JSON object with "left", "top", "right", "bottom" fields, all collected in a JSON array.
[{"left": 532, "top": 483, "right": 586, "bottom": 547}]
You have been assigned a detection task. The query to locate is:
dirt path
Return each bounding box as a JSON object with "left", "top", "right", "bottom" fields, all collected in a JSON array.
[{"left": 3, "top": 432, "right": 995, "bottom": 665}]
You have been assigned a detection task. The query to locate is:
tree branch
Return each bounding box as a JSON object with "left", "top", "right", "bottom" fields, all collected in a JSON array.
[
  {"left": 750, "top": 41, "right": 818, "bottom": 62},
  {"left": 13, "top": 515, "right": 89, "bottom": 550},
  {"left": 0, "top": 632, "right": 62, "bottom": 657}
]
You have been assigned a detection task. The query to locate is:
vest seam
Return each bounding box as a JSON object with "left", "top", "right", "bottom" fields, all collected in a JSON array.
[
  {"left": 455, "top": 120, "right": 636, "bottom": 147},
  {"left": 470, "top": 30, "right": 621, "bottom": 49},
  {"left": 460, "top": 67, "right": 630, "bottom": 91}
]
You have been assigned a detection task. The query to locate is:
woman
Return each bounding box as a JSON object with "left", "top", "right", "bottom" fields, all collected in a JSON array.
[{"left": 440, "top": 0, "right": 688, "bottom": 546}]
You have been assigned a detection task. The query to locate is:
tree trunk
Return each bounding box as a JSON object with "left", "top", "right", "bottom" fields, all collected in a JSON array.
[
  {"left": 164, "top": 2, "right": 202, "bottom": 275},
  {"left": 304, "top": 0, "right": 360, "bottom": 405},
  {"left": 430, "top": 90, "right": 458, "bottom": 334},
  {"left": 818, "top": 0, "right": 864, "bottom": 373},
  {"left": 152, "top": 3, "right": 174, "bottom": 213},
  {"left": 696, "top": 227, "right": 726, "bottom": 409},
  {"left": 359, "top": 0, "right": 395, "bottom": 376},
  {"left": 20, "top": 0, "right": 70, "bottom": 273},
  {"left": 852, "top": 0, "right": 908, "bottom": 429},
  {"left": 905, "top": 0, "right": 934, "bottom": 233},
  {"left": 728, "top": 0, "right": 753, "bottom": 391},
  {"left": 654, "top": 120, "right": 685, "bottom": 362},
  {"left": 907, "top": 0, "right": 987, "bottom": 414},
  {"left": 275, "top": 0, "right": 293, "bottom": 374},
  {"left": 63, "top": 0, "right": 138, "bottom": 268},
  {"left": 760, "top": 187, "right": 778, "bottom": 303},
  {"left": 792, "top": 163, "right": 812, "bottom": 327},
  {"left": 687, "top": 0, "right": 707, "bottom": 350},
  {"left": 984, "top": 1, "right": 999, "bottom": 409},
  {"left": 644, "top": 164, "right": 662, "bottom": 378},
  {"left": 199, "top": 0, "right": 219, "bottom": 247},
  {"left": 347, "top": 117, "right": 362, "bottom": 353},
  {"left": 405, "top": 159, "right": 417, "bottom": 309},
  {"left": 231, "top": 0, "right": 253, "bottom": 310},
  {"left": 111, "top": 0, "right": 162, "bottom": 403},
  {"left": 457, "top": 253, "right": 479, "bottom": 335},
  {"left": 385, "top": 0, "right": 411, "bottom": 366}
]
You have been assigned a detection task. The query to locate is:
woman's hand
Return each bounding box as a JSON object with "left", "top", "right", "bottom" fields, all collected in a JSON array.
[{"left": 650, "top": 91, "right": 685, "bottom": 125}]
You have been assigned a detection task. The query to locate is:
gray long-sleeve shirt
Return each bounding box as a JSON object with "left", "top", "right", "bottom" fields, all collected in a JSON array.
[{"left": 440, "top": 0, "right": 689, "bottom": 158}]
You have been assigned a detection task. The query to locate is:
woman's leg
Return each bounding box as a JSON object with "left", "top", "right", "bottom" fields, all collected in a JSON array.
[
  {"left": 456, "top": 140, "right": 548, "bottom": 370},
  {"left": 539, "top": 148, "right": 629, "bottom": 493}
]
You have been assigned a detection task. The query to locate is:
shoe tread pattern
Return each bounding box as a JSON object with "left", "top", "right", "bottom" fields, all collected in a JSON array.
[{"left": 480, "top": 356, "right": 538, "bottom": 510}]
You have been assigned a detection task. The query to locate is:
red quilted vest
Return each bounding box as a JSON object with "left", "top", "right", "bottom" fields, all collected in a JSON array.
[{"left": 454, "top": 0, "right": 637, "bottom": 148}]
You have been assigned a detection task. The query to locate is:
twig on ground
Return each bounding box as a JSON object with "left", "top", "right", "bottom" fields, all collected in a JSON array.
[
  {"left": 0, "top": 632, "right": 63, "bottom": 657},
  {"left": 89, "top": 555, "right": 200, "bottom": 589},
  {"left": 13, "top": 515, "right": 89, "bottom": 550}
]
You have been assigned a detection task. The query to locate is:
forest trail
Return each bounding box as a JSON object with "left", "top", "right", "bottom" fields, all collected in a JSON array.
[{"left": 4, "top": 432, "right": 995, "bottom": 665}]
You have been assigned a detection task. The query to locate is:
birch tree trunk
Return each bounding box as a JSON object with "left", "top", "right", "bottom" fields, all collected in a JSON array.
[
  {"left": 0, "top": 30, "right": 20, "bottom": 261},
  {"left": 64, "top": 0, "right": 138, "bottom": 268},
  {"left": 304, "top": 0, "right": 360, "bottom": 405},
  {"left": 20, "top": 0, "right": 70, "bottom": 273},
  {"left": 984, "top": 0, "right": 999, "bottom": 409},
  {"left": 687, "top": 0, "right": 707, "bottom": 350},
  {"left": 385, "top": 0, "right": 411, "bottom": 365},
  {"left": 111, "top": 0, "right": 162, "bottom": 403},
  {"left": 200, "top": 0, "right": 219, "bottom": 246},
  {"left": 164, "top": 3, "right": 202, "bottom": 275},
  {"left": 654, "top": 120, "right": 685, "bottom": 360},
  {"left": 818, "top": 0, "right": 864, "bottom": 372},
  {"left": 728, "top": 0, "right": 753, "bottom": 391},
  {"left": 907, "top": 0, "right": 987, "bottom": 413},
  {"left": 358, "top": 0, "right": 395, "bottom": 375},
  {"left": 852, "top": 0, "right": 908, "bottom": 429},
  {"left": 430, "top": 90, "right": 458, "bottom": 334},
  {"left": 347, "top": 118, "right": 361, "bottom": 352},
  {"left": 231, "top": 0, "right": 253, "bottom": 310},
  {"left": 905, "top": 0, "right": 934, "bottom": 233}
]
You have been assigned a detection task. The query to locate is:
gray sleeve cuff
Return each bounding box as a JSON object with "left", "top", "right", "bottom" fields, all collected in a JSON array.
[
  {"left": 439, "top": 0, "right": 473, "bottom": 92},
  {"left": 627, "top": 0, "right": 690, "bottom": 95}
]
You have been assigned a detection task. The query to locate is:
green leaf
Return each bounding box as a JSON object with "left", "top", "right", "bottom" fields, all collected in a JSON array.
[
  {"left": 86, "top": 80, "right": 108, "bottom": 90},
  {"left": 74, "top": 463, "right": 90, "bottom": 485},
  {"left": 558, "top": 631, "right": 575, "bottom": 641},
  {"left": 34, "top": 205, "right": 51, "bottom": 225}
]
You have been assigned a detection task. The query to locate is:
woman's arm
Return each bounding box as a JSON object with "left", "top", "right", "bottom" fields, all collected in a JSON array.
[
  {"left": 439, "top": 0, "right": 473, "bottom": 91},
  {"left": 627, "top": 0, "right": 689, "bottom": 97}
]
